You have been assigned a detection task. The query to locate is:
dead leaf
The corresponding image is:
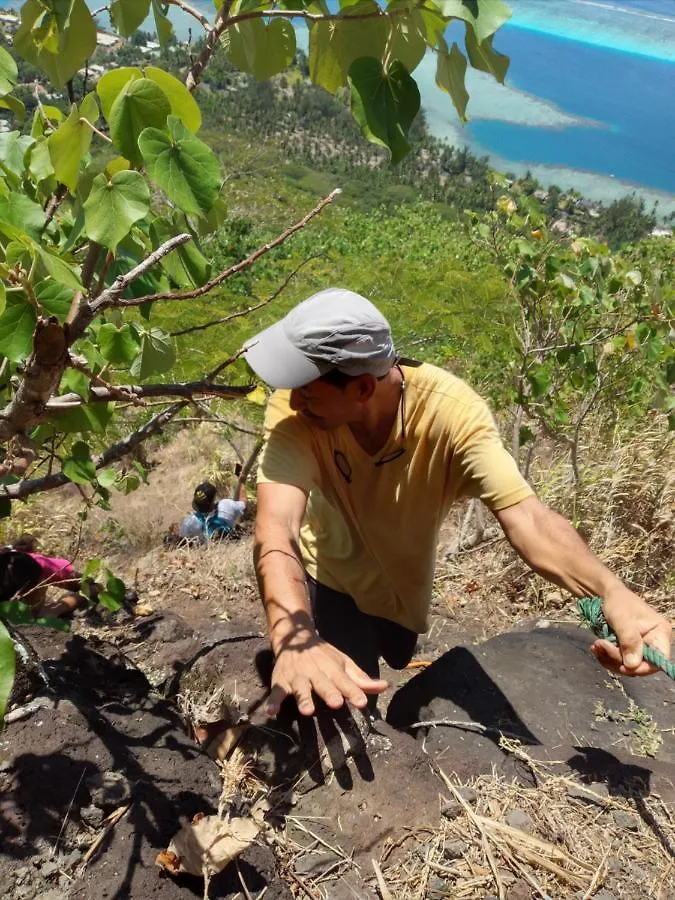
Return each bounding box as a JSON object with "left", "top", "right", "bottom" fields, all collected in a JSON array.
[
  {"left": 133, "top": 603, "right": 155, "bottom": 617},
  {"left": 158, "top": 813, "right": 260, "bottom": 877}
]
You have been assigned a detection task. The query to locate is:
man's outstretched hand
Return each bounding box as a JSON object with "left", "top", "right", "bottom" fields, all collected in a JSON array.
[
  {"left": 266, "top": 634, "right": 388, "bottom": 717},
  {"left": 592, "top": 587, "right": 672, "bottom": 676}
]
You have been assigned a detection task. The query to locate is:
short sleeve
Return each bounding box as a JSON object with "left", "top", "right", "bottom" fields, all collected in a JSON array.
[
  {"left": 449, "top": 398, "right": 534, "bottom": 511},
  {"left": 257, "top": 391, "right": 320, "bottom": 493}
]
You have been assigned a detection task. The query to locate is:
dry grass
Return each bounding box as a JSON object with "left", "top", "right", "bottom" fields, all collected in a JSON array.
[{"left": 373, "top": 742, "right": 675, "bottom": 900}]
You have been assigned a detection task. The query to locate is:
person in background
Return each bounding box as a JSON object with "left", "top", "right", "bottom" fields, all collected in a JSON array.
[{"left": 179, "top": 465, "right": 248, "bottom": 544}]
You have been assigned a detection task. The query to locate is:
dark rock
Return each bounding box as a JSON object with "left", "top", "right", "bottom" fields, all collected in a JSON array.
[
  {"left": 441, "top": 800, "right": 462, "bottom": 820},
  {"left": 612, "top": 809, "right": 638, "bottom": 830},
  {"left": 293, "top": 852, "right": 336, "bottom": 877},
  {"left": 85, "top": 771, "right": 132, "bottom": 809},
  {"left": 443, "top": 840, "right": 468, "bottom": 859},
  {"left": 507, "top": 879, "right": 532, "bottom": 900},
  {"left": 505, "top": 809, "right": 533, "bottom": 833},
  {"left": 79, "top": 803, "right": 105, "bottom": 828}
]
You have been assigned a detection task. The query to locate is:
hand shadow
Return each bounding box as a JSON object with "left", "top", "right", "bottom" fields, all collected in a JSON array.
[{"left": 246, "top": 648, "right": 375, "bottom": 793}]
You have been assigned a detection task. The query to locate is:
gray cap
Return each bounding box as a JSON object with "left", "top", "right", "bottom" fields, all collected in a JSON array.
[{"left": 242, "top": 288, "right": 396, "bottom": 389}]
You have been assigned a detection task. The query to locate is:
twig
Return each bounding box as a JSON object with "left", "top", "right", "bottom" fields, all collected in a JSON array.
[
  {"left": 80, "top": 117, "right": 112, "bottom": 143},
  {"left": 120, "top": 191, "right": 341, "bottom": 307},
  {"left": 53, "top": 766, "right": 88, "bottom": 856},
  {"left": 410, "top": 718, "right": 532, "bottom": 743},
  {"left": 165, "top": 0, "right": 210, "bottom": 30},
  {"left": 169, "top": 253, "right": 324, "bottom": 338},
  {"left": 46, "top": 380, "right": 253, "bottom": 409},
  {"left": 437, "top": 767, "right": 505, "bottom": 900},
  {"left": 185, "top": 0, "right": 234, "bottom": 92},
  {"left": 371, "top": 858, "right": 394, "bottom": 900},
  {"left": 236, "top": 860, "right": 254, "bottom": 900},
  {"left": 582, "top": 847, "right": 609, "bottom": 899},
  {"left": 78, "top": 803, "right": 131, "bottom": 870}
]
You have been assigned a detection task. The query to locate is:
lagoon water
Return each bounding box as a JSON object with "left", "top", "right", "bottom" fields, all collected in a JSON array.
[{"left": 2, "top": 0, "right": 674, "bottom": 211}]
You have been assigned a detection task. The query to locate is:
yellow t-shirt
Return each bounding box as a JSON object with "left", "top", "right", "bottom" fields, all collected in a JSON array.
[{"left": 258, "top": 362, "right": 533, "bottom": 633}]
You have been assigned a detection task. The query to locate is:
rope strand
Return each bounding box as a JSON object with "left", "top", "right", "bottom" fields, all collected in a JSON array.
[{"left": 577, "top": 596, "right": 675, "bottom": 680}]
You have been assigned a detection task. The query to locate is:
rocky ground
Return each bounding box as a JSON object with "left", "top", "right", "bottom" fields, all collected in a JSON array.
[{"left": 1, "top": 424, "right": 673, "bottom": 899}]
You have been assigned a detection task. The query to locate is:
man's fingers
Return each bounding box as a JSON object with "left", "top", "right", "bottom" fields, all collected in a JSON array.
[
  {"left": 266, "top": 682, "right": 289, "bottom": 716},
  {"left": 343, "top": 659, "right": 389, "bottom": 694},
  {"left": 591, "top": 640, "right": 656, "bottom": 676},
  {"left": 289, "top": 674, "right": 316, "bottom": 716}
]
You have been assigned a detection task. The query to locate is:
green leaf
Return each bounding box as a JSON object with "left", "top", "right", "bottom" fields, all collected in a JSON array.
[
  {"left": 150, "top": 215, "right": 211, "bottom": 287},
  {"left": 14, "top": 0, "right": 97, "bottom": 88},
  {"left": 60, "top": 367, "right": 90, "bottom": 398},
  {"left": 0, "top": 294, "right": 36, "bottom": 362},
  {"left": 438, "top": 0, "right": 511, "bottom": 44},
  {"left": 36, "top": 281, "right": 74, "bottom": 322},
  {"left": 349, "top": 57, "right": 420, "bottom": 164},
  {"left": 62, "top": 440, "right": 97, "bottom": 485},
  {"left": 110, "top": 0, "right": 152, "bottom": 35},
  {"left": 145, "top": 66, "right": 202, "bottom": 132},
  {"left": 130, "top": 327, "right": 175, "bottom": 380},
  {"left": 39, "top": 248, "right": 82, "bottom": 290},
  {"left": 388, "top": 18, "right": 427, "bottom": 74},
  {"left": 27, "top": 139, "right": 55, "bottom": 183},
  {"left": 221, "top": 18, "right": 296, "bottom": 81},
  {"left": 152, "top": 0, "right": 174, "bottom": 46},
  {"left": 98, "top": 322, "right": 141, "bottom": 364},
  {"left": 0, "top": 45, "right": 18, "bottom": 96},
  {"left": 97, "top": 67, "right": 142, "bottom": 121},
  {"left": 0, "top": 95, "right": 26, "bottom": 123},
  {"left": 0, "top": 131, "right": 35, "bottom": 178},
  {"left": 309, "top": 2, "right": 388, "bottom": 94},
  {"left": 528, "top": 366, "right": 550, "bottom": 398},
  {"left": 0, "top": 282, "right": 5, "bottom": 318},
  {"left": 465, "top": 29, "right": 509, "bottom": 83},
  {"left": 436, "top": 41, "right": 469, "bottom": 123},
  {"left": 96, "top": 468, "right": 117, "bottom": 488},
  {"left": 139, "top": 116, "right": 221, "bottom": 217},
  {"left": 0, "top": 619, "right": 15, "bottom": 725},
  {"left": 0, "top": 193, "right": 46, "bottom": 240},
  {"left": 109, "top": 78, "right": 171, "bottom": 166},
  {"left": 47, "top": 102, "right": 95, "bottom": 192},
  {"left": 83, "top": 170, "right": 150, "bottom": 253}
]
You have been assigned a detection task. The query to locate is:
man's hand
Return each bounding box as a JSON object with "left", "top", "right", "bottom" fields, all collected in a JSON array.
[
  {"left": 267, "top": 634, "right": 388, "bottom": 717},
  {"left": 592, "top": 587, "right": 672, "bottom": 677}
]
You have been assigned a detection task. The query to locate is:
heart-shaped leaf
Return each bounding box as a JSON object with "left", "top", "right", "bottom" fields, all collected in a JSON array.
[
  {"left": 36, "top": 281, "right": 74, "bottom": 322},
  {"left": 84, "top": 170, "right": 150, "bottom": 252},
  {"left": 98, "top": 322, "right": 141, "bottom": 365},
  {"left": 62, "top": 440, "right": 97, "bottom": 485},
  {"left": 139, "top": 116, "right": 220, "bottom": 218},
  {"left": 222, "top": 18, "right": 296, "bottom": 82},
  {"left": 145, "top": 66, "right": 201, "bottom": 132},
  {"left": 97, "top": 67, "right": 142, "bottom": 121},
  {"left": 109, "top": 78, "right": 171, "bottom": 165},
  {"left": 14, "top": 0, "right": 97, "bottom": 88},
  {"left": 349, "top": 57, "right": 420, "bottom": 163},
  {"left": 436, "top": 41, "right": 470, "bottom": 123},
  {"left": 130, "top": 328, "right": 175, "bottom": 380},
  {"left": 309, "top": 1, "right": 388, "bottom": 94},
  {"left": 110, "top": 0, "right": 151, "bottom": 36},
  {"left": 0, "top": 293, "right": 37, "bottom": 362},
  {"left": 0, "top": 45, "right": 18, "bottom": 96}
]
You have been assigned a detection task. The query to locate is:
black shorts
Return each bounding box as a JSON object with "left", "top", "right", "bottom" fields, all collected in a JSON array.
[{"left": 306, "top": 575, "right": 418, "bottom": 679}]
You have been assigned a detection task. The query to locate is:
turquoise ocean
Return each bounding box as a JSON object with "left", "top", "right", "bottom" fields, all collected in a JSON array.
[{"left": 2, "top": 0, "right": 674, "bottom": 212}]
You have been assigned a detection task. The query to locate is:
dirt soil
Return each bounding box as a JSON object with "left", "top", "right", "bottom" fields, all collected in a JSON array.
[{"left": 1, "top": 425, "right": 674, "bottom": 899}]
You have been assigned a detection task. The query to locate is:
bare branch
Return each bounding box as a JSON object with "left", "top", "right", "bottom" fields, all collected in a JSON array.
[
  {"left": 80, "top": 117, "right": 112, "bottom": 143},
  {"left": 169, "top": 253, "right": 325, "bottom": 337},
  {"left": 165, "top": 0, "right": 210, "bottom": 30},
  {"left": 120, "top": 190, "right": 341, "bottom": 308},
  {"left": 45, "top": 380, "right": 254, "bottom": 410},
  {"left": 0, "top": 402, "right": 188, "bottom": 501},
  {"left": 68, "top": 233, "right": 192, "bottom": 341},
  {"left": 227, "top": 4, "right": 420, "bottom": 27},
  {"left": 185, "top": 0, "right": 233, "bottom": 92}
]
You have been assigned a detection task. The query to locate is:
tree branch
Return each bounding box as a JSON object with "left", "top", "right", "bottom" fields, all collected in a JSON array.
[
  {"left": 0, "top": 319, "right": 69, "bottom": 443},
  {"left": 185, "top": 0, "right": 234, "bottom": 92},
  {"left": 0, "top": 402, "right": 188, "bottom": 501},
  {"left": 119, "top": 190, "right": 341, "bottom": 308},
  {"left": 68, "top": 233, "right": 192, "bottom": 341},
  {"left": 169, "top": 252, "right": 325, "bottom": 337},
  {"left": 165, "top": 0, "right": 210, "bottom": 31},
  {"left": 45, "top": 381, "right": 254, "bottom": 410}
]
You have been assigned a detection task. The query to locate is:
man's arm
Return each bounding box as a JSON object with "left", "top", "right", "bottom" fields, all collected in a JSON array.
[
  {"left": 255, "top": 482, "right": 388, "bottom": 715},
  {"left": 495, "top": 496, "right": 672, "bottom": 675}
]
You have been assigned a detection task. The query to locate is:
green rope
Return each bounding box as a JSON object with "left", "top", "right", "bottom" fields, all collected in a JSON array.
[{"left": 577, "top": 596, "right": 675, "bottom": 680}]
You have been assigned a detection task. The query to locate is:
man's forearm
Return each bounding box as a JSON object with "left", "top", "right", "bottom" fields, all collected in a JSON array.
[
  {"left": 254, "top": 523, "right": 317, "bottom": 655},
  {"left": 497, "top": 498, "right": 623, "bottom": 598}
]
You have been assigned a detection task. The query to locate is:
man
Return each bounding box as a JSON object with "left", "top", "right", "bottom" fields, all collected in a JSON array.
[
  {"left": 244, "top": 288, "right": 672, "bottom": 718},
  {"left": 179, "top": 469, "right": 247, "bottom": 543}
]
